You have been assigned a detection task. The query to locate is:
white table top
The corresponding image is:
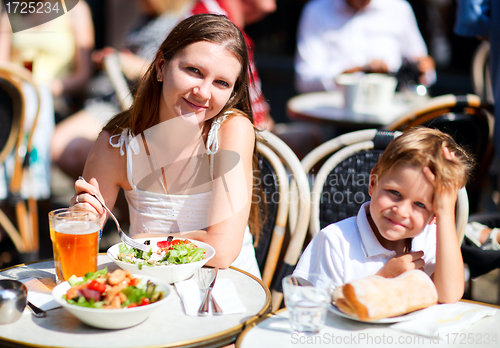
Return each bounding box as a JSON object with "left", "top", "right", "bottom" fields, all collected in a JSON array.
[
  {"left": 0, "top": 255, "right": 271, "bottom": 348},
  {"left": 287, "top": 91, "right": 429, "bottom": 127},
  {"left": 237, "top": 302, "right": 500, "bottom": 348}
]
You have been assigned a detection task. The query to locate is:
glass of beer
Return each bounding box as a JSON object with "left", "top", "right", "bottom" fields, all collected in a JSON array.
[{"left": 48, "top": 208, "right": 100, "bottom": 283}]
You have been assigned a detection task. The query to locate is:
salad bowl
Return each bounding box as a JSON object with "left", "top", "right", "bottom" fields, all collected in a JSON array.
[
  {"left": 52, "top": 273, "right": 172, "bottom": 329},
  {"left": 106, "top": 237, "right": 216, "bottom": 284}
]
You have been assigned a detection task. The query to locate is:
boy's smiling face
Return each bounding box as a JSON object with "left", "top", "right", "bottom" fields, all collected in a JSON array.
[{"left": 368, "top": 163, "right": 436, "bottom": 250}]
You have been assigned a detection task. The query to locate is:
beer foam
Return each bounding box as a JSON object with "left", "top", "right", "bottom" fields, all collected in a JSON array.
[{"left": 55, "top": 221, "right": 100, "bottom": 235}]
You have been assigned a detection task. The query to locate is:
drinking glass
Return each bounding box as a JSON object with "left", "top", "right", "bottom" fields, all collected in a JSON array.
[
  {"left": 282, "top": 275, "right": 332, "bottom": 335},
  {"left": 48, "top": 208, "right": 100, "bottom": 283}
]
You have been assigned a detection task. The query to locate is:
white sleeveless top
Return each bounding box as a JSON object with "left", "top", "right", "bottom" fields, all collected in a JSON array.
[{"left": 109, "top": 115, "right": 261, "bottom": 279}]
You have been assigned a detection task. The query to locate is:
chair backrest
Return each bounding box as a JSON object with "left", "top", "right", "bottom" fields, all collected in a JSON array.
[
  {"left": 472, "top": 41, "right": 494, "bottom": 105},
  {"left": 385, "top": 94, "right": 494, "bottom": 214},
  {"left": 307, "top": 129, "right": 469, "bottom": 244},
  {"left": 103, "top": 53, "right": 133, "bottom": 111},
  {"left": 0, "top": 63, "right": 41, "bottom": 254},
  {"left": 0, "top": 71, "right": 24, "bottom": 165},
  {"left": 254, "top": 144, "right": 288, "bottom": 284},
  {"left": 256, "top": 131, "right": 311, "bottom": 311}
]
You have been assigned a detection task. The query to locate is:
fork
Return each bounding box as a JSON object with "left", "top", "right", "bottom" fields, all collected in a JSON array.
[
  {"left": 78, "top": 176, "right": 150, "bottom": 252},
  {"left": 197, "top": 268, "right": 223, "bottom": 316}
]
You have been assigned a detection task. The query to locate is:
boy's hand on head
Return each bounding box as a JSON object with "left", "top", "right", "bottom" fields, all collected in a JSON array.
[
  {"left": 423, "top": 146, "right": 460, "bottom": 219},
  {"left": 376, "top": 251, "right": 425, "bottom": 278}
]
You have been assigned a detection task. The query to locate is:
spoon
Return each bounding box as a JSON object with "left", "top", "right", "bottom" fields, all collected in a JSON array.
[{"left": 27, "top": 301, "right": 46, "bottom": 318}]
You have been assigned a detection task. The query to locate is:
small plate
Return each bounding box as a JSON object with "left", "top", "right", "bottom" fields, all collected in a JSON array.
[{"left": 329, "top": 304, "right": 425, "bottom": 324}]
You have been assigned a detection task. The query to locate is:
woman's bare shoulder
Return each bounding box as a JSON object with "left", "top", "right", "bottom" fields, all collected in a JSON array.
[
  {"left": 219, "top": 114, "right": 255, "bottom": 144},
  {"left": 84, "top": 130, "right": 130, "bottom": 189}
]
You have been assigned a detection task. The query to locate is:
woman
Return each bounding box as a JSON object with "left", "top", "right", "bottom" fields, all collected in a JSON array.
[{"left": 72, "top": 14, "right": 262, "bottom": 278}]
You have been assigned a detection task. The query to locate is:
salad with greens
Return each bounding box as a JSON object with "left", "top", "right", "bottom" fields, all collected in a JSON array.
[
  {"left": 64, "top": 268, "right": 164, "bottom": 309},
  {"left": 117, "top": 239, "right": 206, "bottom": 269}
]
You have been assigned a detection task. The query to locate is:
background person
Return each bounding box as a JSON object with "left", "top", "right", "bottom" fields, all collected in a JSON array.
[
  {"left": 454, "top": 0, "right": 500, "bottom": 282},
  {"left": 454, "top": 0, "right": 499, "bottom": 166},
  {"left": 294, "top": 0, "right": 436, "bottom": 94}
]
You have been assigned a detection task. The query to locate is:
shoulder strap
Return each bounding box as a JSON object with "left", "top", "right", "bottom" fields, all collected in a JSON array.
[{"left": 206, "top": 112, "right": 231, "bottom": 179}]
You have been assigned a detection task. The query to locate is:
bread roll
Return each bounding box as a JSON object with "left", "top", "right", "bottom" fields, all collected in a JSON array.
[{"left": 333, "top": 270, "right": 438, "bottom": 321}]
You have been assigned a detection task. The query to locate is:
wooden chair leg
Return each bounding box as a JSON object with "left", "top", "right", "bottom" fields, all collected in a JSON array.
[
  {"left": 15, "top": 201, "right": 32, "bottom": 252},
  {"left": 271, "top": 290, "right": 284, "bottom": 312},
  {"left": 0, "top": 208, "right": 26, "bottom": 253},
  {"left": 28, "top": 197, "right": 39, "bottom": 252}
]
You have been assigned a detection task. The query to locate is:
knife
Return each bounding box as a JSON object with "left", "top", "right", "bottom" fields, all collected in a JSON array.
[
  {"left": 198, "top": 268, "right": 222, "bottom": 316},
  {"left": 211, "top": 268, "right": 223, "bottom": 315}
]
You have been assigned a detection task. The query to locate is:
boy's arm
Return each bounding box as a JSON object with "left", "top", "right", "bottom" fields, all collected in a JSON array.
[
  {"left": 423, "top": 155, "right": 465, "bottom": 303},
  {"left": 431, "top": 199, "right": 464, "bottom": 303}
]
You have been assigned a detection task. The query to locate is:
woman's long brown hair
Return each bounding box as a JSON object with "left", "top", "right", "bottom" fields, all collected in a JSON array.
[{"left": 103, "top": 14, "right": 264, "bottom": 244}]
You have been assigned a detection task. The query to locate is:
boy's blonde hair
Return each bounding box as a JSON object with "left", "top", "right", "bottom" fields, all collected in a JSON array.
[{"left": 372, "top": 127, "right": 474, "bottom": 188}]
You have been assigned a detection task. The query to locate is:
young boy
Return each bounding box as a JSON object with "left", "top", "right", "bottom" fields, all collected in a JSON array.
[{"left": 294, "top": 127, "right": 474, "bottom": 303}]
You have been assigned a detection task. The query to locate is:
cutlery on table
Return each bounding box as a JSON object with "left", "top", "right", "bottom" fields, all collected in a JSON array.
[
  {"left": 210, "top": 268, "right": 223, "bottom": 315},
  {"left": 78, "top": 176, "right": 150, "bottom": 252},
  {"left": 197, "top": 268, "right": 223, "bottom": 316},
  {"left": 27, "top": 301, "right": 46, "bottom": 318},
  {"left": 288, "top": 276, "right": 313, "bottom": 287}
]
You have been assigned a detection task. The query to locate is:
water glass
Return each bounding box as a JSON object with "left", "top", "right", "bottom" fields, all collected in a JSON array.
[
  {"left": 282, "top": 275, "right": 331, "bottom": 335},
  {"left": 48, "top": 208, "right": 100, "bottom": 283}
]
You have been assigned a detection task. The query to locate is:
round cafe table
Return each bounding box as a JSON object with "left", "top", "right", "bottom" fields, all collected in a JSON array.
[
  {"left": 287, "top": 91, "right": 429, "bottom": 129},
  {"left": 236, "top": 302, "right": 500, "bottom": 348},
  {"left": 0, "top": 254, "right": 271, "bottom": 348}
]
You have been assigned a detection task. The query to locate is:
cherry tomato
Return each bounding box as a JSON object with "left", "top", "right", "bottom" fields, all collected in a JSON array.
[
  {"left": 127, "top": 303, "right": 138, "bottom": 308},
  {"left": 87, "top": 280, "right": 106, "bottom": 293},
  {"left": 128, "top": 277, "right": 140, "bottom": 286},
  {"left": 171, "top": 240, "right": 184, "bottom": 246},
  {"left": 157, "top": 240, "right": 171, "bottom": 249},
  {"left": 140, "top": 298, "right": 150, "bottom": 306}
]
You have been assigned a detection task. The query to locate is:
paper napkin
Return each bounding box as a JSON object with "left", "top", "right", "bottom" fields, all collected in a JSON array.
[
  {"left": 175, "top": 278, "right": 246, "bottom": 316},
  {"left": 391, "top": 302, "right": 497, "bottom": 337},
  {"left": 20, "top": 277, "right": 61, "bottom": 312}
]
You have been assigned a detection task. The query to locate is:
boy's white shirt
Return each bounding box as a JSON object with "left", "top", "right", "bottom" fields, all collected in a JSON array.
[{"left": 293, "top": 202, "right": 437, "bottom": 289}]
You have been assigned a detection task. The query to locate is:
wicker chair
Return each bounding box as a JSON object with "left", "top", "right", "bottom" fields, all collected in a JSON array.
[
  {"left": 256, "top": 131, "right": 311, "bottom": 311},
  {"left": 103, "top": 53, "right": 134, "bottom": 111},
  {"left": 0, "top": 63, "right": 41, "bottom": 255},
  {"left": 254, "top": 142, "right": 289, "bottom": 286}
]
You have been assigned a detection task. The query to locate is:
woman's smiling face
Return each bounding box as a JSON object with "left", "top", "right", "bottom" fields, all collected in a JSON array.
[
  {"left": 156, "top": 41, "right": 242, "bottom": 124},
  {"left": 368, "top": 163, "right": 436, "bottom": 248}
]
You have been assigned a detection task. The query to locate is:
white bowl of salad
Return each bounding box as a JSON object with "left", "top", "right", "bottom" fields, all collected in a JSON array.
[
  {"left": 106, "top": 237, "right": 216, "bottom": 284},
  {"left": 52, "top": 268, "right": 171, "bottom": 329}
]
